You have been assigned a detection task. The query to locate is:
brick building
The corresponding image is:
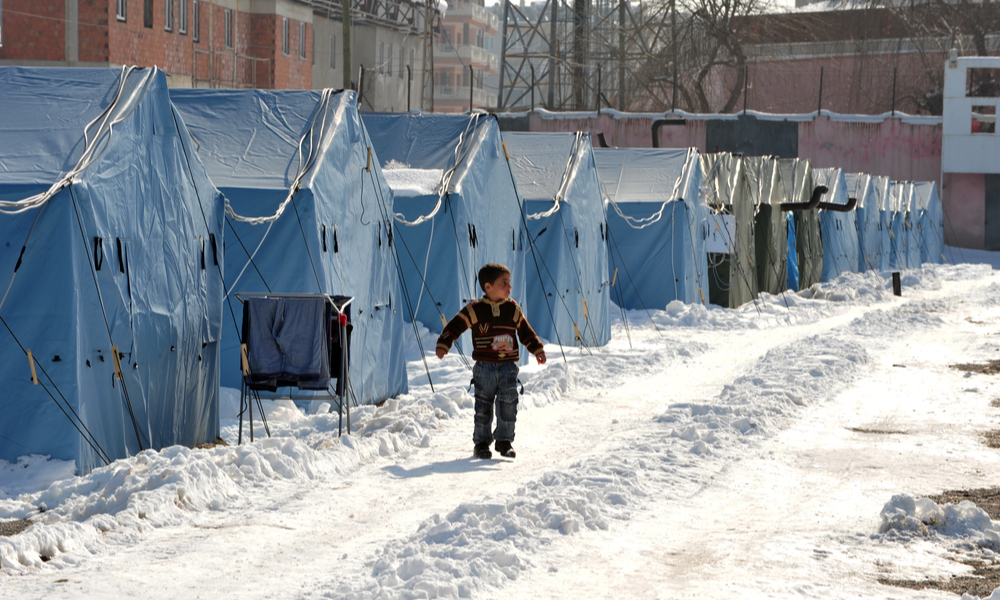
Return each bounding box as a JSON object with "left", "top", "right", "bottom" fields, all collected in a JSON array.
[
  {"left": 0, "top": 0, "right": 436, "bottom": 107},
  {"left": 0, "top": 1, "right": 313, "bottom": 88},
  {"left": 433, "top": 0, "right": 498, "bottom": 112}
]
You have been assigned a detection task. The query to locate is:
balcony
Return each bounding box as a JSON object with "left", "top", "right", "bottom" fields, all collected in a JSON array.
[
  {"left": 435, "top": 44, "right": 499, "bottom": 71},
  {"left": 444, "top": 2, "right": 499, "bottom": 30}
]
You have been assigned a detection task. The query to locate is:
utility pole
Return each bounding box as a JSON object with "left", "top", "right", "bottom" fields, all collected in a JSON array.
[
  {"left": 421, "top": 0, "right": 435, "bottom": 112},
  {"left": 547, "top": 0, "right": 557, "bottom": 109},
  {"left": 618, "top": 0, "right": 625, "bottom": 110},
  {"left": 342, "top": 0, "right": 352, "bottom": 90},
  {"left": 498, "top": 0, "right": 511, "bottom": 110}
]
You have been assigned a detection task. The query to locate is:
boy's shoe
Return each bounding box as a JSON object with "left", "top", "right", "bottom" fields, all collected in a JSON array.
[
  {"left": 473, "top": 441, "right": 492, "bottom": 459},
  {"left": 494, "top": 440, "right": 516, "bottom": 459}
]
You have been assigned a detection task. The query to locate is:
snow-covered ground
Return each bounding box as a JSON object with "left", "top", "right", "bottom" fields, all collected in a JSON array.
[{"left": 4, "top": 247, "right": 1000, "bottom": 599}]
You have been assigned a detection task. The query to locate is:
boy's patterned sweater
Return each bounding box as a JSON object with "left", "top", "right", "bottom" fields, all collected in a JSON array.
[{"left": 436, "top": 297, "right": 544, "bottom": 363}]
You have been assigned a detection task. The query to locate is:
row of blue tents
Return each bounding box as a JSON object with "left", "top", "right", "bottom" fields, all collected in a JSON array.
[{"left": 0, "top": 67, "right": 943, "bottom": 473}]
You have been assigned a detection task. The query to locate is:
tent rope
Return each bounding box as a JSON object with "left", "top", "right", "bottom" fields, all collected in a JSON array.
[
  {"left": 393, "top": 113, "right": 482, "bottom": 227},
  {"left": 0, "top": 66, "right": 156, "bottom": 215}
]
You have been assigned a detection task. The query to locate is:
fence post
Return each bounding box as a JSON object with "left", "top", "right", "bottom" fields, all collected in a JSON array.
[
  {"left": 597, "top": 65, "right": 602, "bottom": 114},
  {"left": 530, "top": 64, "right": 535, "bottom": 111},
  {"left": 359, "top": 65, "right": 366, "bottom": 109},
  {"left": 743, "top": 65, "right": 748, "bottom": 115},
  {"left": 817, "top": 66, "right": 824, "bottom": 114},
  {"left": 469, "top": 65, "right": 474, "bottom": 112},
  {"left": 891, "top": 67, "right": 897, "bottom": 117},
  {"left": 407, "top": 65, "right": 412, "bottom": 112}
]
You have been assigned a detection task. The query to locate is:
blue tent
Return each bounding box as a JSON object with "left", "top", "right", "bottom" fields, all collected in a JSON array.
[
  {"left": 171, "top": 89, "right": 407, "bottom": 405},
  {"left": 0, "top": 67, "right": 224, "bottom": 473},
  {"left": 503, "top": 132, "right": 610, "bottom": 348},
  {"left": 363, "top": 113, "right": 525, "bottom": 357},
  {"left": 846, "top": 173, "right": 884, "bottom": 272},
  {"left": 914, "top": 182, "right": 944, "bottom": 265},
  {"left": 888, "top": 181, "right": 922, "bottom": 270},
  {"left": 813, "top": 168, "right": 860, "bottom": 282},
  {"left": 594, "top": 147, "right": 706, "bottom": 310},
  {"left": 871, "top": 175, "right": 894, "bottom": 271}
]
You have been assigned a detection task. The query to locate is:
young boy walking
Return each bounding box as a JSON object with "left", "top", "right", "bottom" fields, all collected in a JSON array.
[{"left": 435, "top": 263, "right": 546, "bottom": 459}]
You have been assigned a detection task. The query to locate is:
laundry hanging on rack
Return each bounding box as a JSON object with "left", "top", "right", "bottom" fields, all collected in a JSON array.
[{"left": 242, "top": 297, "right": 351, "bottom": 392}]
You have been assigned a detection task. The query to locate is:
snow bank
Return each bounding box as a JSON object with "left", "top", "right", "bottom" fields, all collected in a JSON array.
[{"left": 880, "top": 494, "right": 1000, "bottom": 560}]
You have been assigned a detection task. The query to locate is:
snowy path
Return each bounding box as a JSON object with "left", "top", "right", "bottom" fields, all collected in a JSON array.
[{"left": 4, "top": 264, "right": 1000, "bottom": 599}]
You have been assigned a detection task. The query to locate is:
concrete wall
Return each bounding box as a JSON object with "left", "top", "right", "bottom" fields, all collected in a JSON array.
[{"left": 505, "top": 109, "right": 997, "bottom": 248}]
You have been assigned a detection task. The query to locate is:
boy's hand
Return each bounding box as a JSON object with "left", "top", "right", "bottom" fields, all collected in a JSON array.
[
  {"left": 536, "top": 351, "right": 546, "bottom": 365},
  {"left": 435, "top": 347, "right": 447, "bottom": 360}
]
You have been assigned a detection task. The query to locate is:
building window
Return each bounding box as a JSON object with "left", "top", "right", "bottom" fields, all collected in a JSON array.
[
  {"left": 165, "top": 0, "right": 173, "bottom": 31},
  {"left": 399, "top": 47, "right": 404, "bottom": 79},
  {"left": 117, "top": 0, "right": 127, "bottom": 22},
  {"left": 192, "top": 1, "right": 199, "bottom": 41},
  {"left": 463, "top": 23, "right": 469, "bottom": 47},
  {"left": 282, "top": 18, "right": 289, "bottom": 56},
  {"left": 378, "top": 42, "right": 384, "bottom": 75},
  {"left": 224, "top": 9, "right": 232, "bottom": 48},
  {"left": 330, "top": 35, "right": 336, "bottom": 69},
  {"left": 179, "top": 1, "right": 187, "bottom": 34},
  {"left": 299, "top": 22, "right": 306, "bottom": 59},
  {"left": 144, "top": 0, "right": 153, "bottom": 28},
  {"left": 387, "top": 44, "right": 392, "bottom": 79}
]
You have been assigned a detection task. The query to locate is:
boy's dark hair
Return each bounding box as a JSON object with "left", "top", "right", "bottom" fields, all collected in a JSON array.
[{"left": 478, "top": 263, "right": 511, "bottom": 292}]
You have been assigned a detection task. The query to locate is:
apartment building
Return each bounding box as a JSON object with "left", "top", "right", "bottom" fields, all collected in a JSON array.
[{"left": 434, "top": 0, "right": 498, "bottom": 112}]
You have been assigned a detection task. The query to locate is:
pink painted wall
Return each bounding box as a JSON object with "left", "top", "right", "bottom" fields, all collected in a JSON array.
[
  {"left": 942, "top": 173, "right": 986, "bottom": 249},
  {"left": 799, "top": 116, "right": 941, "bottom": 182},
  {"left": 522, "top": 110, "right": 987, "bottom": 249}
]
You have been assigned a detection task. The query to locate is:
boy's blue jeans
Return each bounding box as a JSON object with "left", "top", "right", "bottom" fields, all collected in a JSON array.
[{"left": 472, "top": 361, "right": 519, "bottom": 445}]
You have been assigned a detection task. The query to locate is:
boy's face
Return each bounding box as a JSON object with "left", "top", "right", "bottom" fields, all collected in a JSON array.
[{"left": 484, "top": 273, "right": 512, "bottom": 301}]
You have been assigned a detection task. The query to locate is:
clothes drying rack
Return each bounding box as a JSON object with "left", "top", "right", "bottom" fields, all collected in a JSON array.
[{"left": 234, "top": 293, "right": 354, "bottom": 441}]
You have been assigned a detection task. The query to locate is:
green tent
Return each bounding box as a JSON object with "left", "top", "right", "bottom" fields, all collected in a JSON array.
[{"left": 701, "top": 153, "right": 757, "bottom": 308}]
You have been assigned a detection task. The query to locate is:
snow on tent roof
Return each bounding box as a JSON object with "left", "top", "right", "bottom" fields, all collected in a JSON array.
[
  {"left": 0, "top": 67, "right": 225, "bottom": 474},
  {"left": 171, "top": 89, "right": 407, "bottom": 405},
  {"left": 502, "top": 132, "right": 610, "bottom": 348},
  {"left": 382, "top": 167, "right": 444, "bottom": 197},
  {"left": 362, "top": 113, "right": 526, "bottom": 356},
  {"left": 593, "top": 147, "right": 707, "bottom": 310}
]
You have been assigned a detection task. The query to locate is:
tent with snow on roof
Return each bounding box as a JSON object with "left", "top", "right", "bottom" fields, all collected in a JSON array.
[
  {"left": 701, "top": 153, "right": 757, "bottom": 308},
  {"left": 594, "top": 147, "right": 706, "bottom": 311},
  {"left": 171, "top": 89, "right": 407, "bottom": 405},
  {"left": 846, "top": 173, "right": 884, "bottom": 273},
  {"left": 0, "top": 67, "right": 224, "bottom": 474},
  {"left": 779, "top": 158, "right": 823, "bottom": 291},
  {"left": 503, "top": 132, "right": 610, "bottom": 348},
  {"left": 914, "top": 181, "right": 944, "bottom": 265},
  {"left": 813, "top": 168, "right": 860, "bottom": 282},
  {"left": 362, "top": 112, "right": 526, "bottom": 360}
]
